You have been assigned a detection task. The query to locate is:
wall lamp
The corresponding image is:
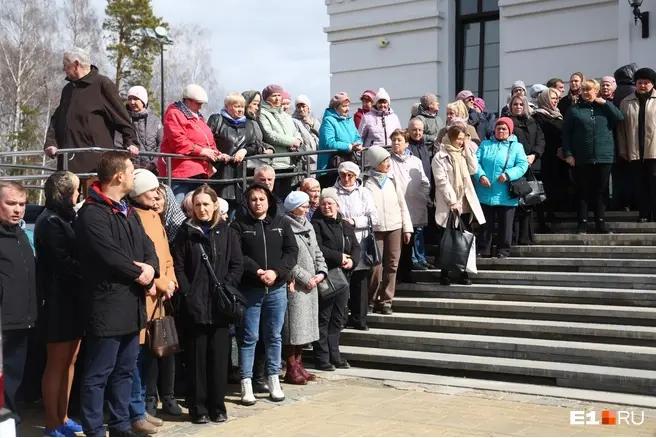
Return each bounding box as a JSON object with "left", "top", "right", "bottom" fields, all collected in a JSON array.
[{"left": 628, "top": 0, "right": 649, "bottom": 38}]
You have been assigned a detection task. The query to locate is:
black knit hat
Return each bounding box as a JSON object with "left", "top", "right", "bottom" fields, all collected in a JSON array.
[{"left": 634, "top": 67, "right": 656, "bottom": 85}]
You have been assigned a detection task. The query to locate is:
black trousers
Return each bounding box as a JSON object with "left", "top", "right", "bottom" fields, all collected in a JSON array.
[
  {"left": 185, "top": 324, "right": 229, "bottom": 417},
  {"left": 2, "top": 329, "right": 29, "bottom": 418},
  {"left": 478, "top": 205, "right": 515, "bottom": 257},
  {"left": 347, "top": 269, "right": 370, "bottom": 328},
  {"left": 632, "top": 159, "right": 656, "bottom": 221},
  {"left": 142, "top": 349, "right": 175, "bottom": 400},
  {"left": 313, "top": 289, "right": 349, "bottom": 366},
  {"left": 574, "top": 164, "right": 612, "bottom": 222}
]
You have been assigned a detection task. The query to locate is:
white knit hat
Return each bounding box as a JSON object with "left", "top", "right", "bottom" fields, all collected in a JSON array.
[
  {"left": 283, "top": 191, "right": 310, "bottom": 213},
  {"left": 182, "top": 84, "right": 208, "bottom": 104},
  {"left": 365, "top": 145, "right": 391, "bottom": 169},
  {"left": 218, "top": 197, "right": 229, "bottom": 215},
  {"left": 337, "top": 160, "right": 360, "bottom": 178},
  {"left": 319, "top": 187, "right": 340, "bottom": 204},
  {"left": 374, "top": 87, "right": 391, "bottom": 105},
  {"left": 130, "top": 169, "right": 159, "bottom": 198},
  {"left": 295, "top": 94, "right": 311, "bottom": 108},
  {"left": 127, "top": 85, "right": 148, "bottom": 106}
]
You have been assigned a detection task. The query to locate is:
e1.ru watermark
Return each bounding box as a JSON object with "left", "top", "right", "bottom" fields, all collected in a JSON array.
[{"left": 570, "top": 409, "right": 645, "bottom": 426}]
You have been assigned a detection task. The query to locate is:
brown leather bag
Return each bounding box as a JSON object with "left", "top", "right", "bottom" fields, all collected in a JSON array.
[{"left": 146, "top": 296, "right": 181, "bottom": 358}]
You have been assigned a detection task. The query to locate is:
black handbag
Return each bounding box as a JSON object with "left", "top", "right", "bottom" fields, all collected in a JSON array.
[
  {"left": 501, "top": 145, "right": 546, "bottom": 205},
  {"left": 362, "top": 216, "right": 381, "bottom": 266},
  {"left": 438, "top": 212, "right": 475, "bottom": 272},
  {"left": 317, "top": 267, "right": 350, "bottom": 300},
  {"left": 198, "top": 244, "right": 247, "bottom": 325},
  {"left": 146, "top": 297, "right": 181, "bottom": 358}
]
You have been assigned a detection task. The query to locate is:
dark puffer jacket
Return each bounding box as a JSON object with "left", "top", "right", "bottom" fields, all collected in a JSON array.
[
  {"left": 562, "top": 100, "right": 624, "bottom": 165},
  {"left": 172, "top": 220, "right": 243, "bottom": 326},
  {"left": 75, "top": 182, "right": 159, "bottom": 337},
  {"left": 231, "top": 184, "right": 298, "bottom": 290},
  {"left": 311, "top": 211, "right": 361, "bottom": 270},
  {"left": 0, "top": 223, "right": 36, "bottom": 331}
]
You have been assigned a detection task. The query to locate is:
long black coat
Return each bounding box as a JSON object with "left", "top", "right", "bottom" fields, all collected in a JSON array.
[
  {"left": 45, "top": 66, "right": 135, "bottom": 173},
  {"left": 511, "top": 115, "right": 546, "bottom": 173},
  {"left": 172, "top": 221, "right": 243, "bottom": 326},
  {"left": 311, "top": 211, "right": 361, "bottom": 271},
  {"left": 207, "top": 113, "right": 264, "bottom": 200},
  {"left": 0, "top": 224, "right": 36, "bottom": 331},
  {"left": 34, "top": 208, "right": 82, "bottom": 341},
  {"left": 75, "top": 184, "right": 159, "bottom": 337}
]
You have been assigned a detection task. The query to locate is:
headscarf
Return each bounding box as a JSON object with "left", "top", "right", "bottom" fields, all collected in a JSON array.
[
  {"left": 242, "top": 90, "right": 261, "bottom": 119},
  {"left": 533, "top": 88, "right": 563, "bottom": 120}
]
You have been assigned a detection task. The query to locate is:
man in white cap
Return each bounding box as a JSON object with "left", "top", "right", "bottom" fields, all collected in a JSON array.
[{"left": 45, "top": 47, "right": 138, "bottom": 174}]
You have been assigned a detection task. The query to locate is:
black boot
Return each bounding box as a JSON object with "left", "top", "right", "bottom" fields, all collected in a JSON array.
[
  {"left": 576, "top": 221, "right": 587, "bottom": 234},
  {"left": 440, "top": 270, "right": 451, "bottom": 285},
  {"left": 595, "top": 219, "right": 610, "bottom": 234}
]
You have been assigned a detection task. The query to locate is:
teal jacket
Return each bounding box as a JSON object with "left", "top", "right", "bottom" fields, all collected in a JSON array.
[
  {"left": 562, "top": 100, "right": 624, "bottom": 165},
  {"left": 318, "top": 108, "right": 361, "bottom": 170},
  {"left": 474, "top": 136, "right": 529, "bottom": 207}
]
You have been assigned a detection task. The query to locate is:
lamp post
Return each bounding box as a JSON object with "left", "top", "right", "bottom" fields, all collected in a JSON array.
[
  {"left": 143, "top": 27, "right": 174, "bottom": 119},
  {"left": 628, "top": 0, "right": 650, "bottom": 39}
]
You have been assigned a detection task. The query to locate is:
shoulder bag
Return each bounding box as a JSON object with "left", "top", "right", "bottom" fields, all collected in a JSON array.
[
  {"left": 362, "top": 215, "right": 381, "bottom": 266},
  {"left": 146, "top": 296, "right": 181, "bottom": 358},
  {"left": 197, "top": 243, "right": 246, "bottom": 325}
]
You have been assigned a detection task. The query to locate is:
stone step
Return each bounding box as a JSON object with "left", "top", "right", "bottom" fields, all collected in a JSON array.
[
  {"left": 533, "top": 233, "right": 656, "bottom": 246},
  {"left": 550, "top": 211, "right": 639, "bottom": 221},
  {"left": 511, "top": 245, "right": 656, "bottom": 259},
  {"left": 391, "top": 297, "right": 656, "bottom": 325},
  {"left": 549, "top": 222, "right": 656, "bottom": 233},
  {"left": 340, "top": 345, "right": 656, "bottom": 395},
  {"left": 475, "top": 257, "right": 656, "bottom": 274},
  {"left": 364, "top": 312, "right": 656, "bottom": 345},
  {"left": 341, "top": 328, "right": 656, "bottom": 370},
  {"left": 411, "top": 269, "right": 656, "bottom": 290},
  {"left": 396, "top": 282, "right": 656, "bottom": 306}
]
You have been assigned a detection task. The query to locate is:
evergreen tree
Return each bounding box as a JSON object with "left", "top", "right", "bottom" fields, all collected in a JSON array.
[{"left": 103, "top": 0, "right": 166, "bottom": 92}]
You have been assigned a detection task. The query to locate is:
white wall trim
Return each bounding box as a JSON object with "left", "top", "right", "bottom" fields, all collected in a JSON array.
[{"left": 500, "top": 0, "right": 614, "bottom": 17}]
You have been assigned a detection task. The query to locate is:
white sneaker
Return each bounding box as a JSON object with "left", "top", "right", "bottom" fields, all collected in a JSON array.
[
  {"left": 267, "top": 374, "right": 285, "bottom": 402},
  {"left": 240, "top": 378, "right": 256, "bottom": 405}
]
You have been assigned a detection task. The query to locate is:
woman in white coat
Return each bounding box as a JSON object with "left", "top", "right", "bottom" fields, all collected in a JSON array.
[{"left": 432, "top": 124, "right": 486, "bottom": 285}]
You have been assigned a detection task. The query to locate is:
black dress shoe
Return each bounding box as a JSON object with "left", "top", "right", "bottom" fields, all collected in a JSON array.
[
  {"left": 253, "top": 379, "right": 270, "bottom": 393},
  {"left": 210, "top": 412, "right": 228, "bottom": 423},
  {"left": 353, "top": 324, "right": 369, "bottom": 331},
  {"left": 192, "top": 414, "right": 210, "bottom": 424},
  {"left": 316, "top": 362, "right": 336, "bottom": 371},
  {"left": 332, "top": 359, "right": 350, "bottom": 369},
  {"left": 459, "top": 274, "right": 472, "bottom": 285}
]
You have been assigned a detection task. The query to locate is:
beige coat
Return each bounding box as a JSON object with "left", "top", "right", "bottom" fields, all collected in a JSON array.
[
  {"left": 431, "top": 143, "right": 486, "bottom": 228},
  {"left": 363, "top": 173, "right": 414, "bottom": 234},
  {"left": 136, "top": 208, "right": 178, "bottom": 344},
  {"left": 617, "top": 89, "right": 656, "bottom": 161}
]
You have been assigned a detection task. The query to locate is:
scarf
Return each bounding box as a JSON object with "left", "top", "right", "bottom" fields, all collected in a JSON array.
[
  {"left": 534, "top": 89, "right": 562, "bottom": 119},
  {"left": 175, "top": 100, "right": 203, "bottom": 119},
  {"left": 444, "top": 143, "right": 469, "bottom": 200},
  {"left": 367, "top": 169, "right": 388, "bottom": 188},
  {"left": 221, "top": 108, "right": 247, "bottom": 126},
  {"left": 335, "top": 179, "right": 358, "bottom": 193}
]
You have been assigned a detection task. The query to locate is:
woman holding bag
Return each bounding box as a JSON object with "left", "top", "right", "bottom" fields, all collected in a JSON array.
[
  {"left": 281, "top": 191, "right": 327, "bottom": 383},
  {"left": 312, "top": 188, "right": 361, "bottom": 370},
  {"left": 432, "top": 125, "right": 485, "bottom": 285},
  {"left": 172, "top": 184, "right": 243, "bottom": 424},
  {"left": 474, "top": 118, "right": 529, "bottom": 258}
]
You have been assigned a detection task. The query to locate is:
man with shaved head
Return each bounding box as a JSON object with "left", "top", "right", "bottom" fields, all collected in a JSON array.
[{"left": 299, "top": 177, "right": 321, "bottom": 220}]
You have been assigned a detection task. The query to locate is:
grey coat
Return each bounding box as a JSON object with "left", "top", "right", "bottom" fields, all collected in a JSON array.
[
  {"left": 116, "top": 108, "right": 162, "bottom": 169},
  {"left": 282, "top": 214, "right": 327, "bottom": 345}
]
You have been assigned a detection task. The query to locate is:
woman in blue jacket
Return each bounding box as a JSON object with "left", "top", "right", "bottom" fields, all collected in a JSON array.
[
  {"left": 318, "top": 92, "right": 362, "bottom": 186},
  {"left": 474, "top": 117, "right": 529, "bottom": 257}
]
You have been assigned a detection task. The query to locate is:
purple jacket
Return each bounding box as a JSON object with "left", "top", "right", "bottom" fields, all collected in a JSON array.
[{"left": 358, "top": 108, "right": 402, "bottom": 148}]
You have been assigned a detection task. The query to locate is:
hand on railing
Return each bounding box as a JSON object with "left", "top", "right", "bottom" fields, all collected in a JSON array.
[
  {"left": 126, "top": 145, "right": 140, "bottom": 157},
  {"left": 45, "top": 146, "right": 58, "bottom": 158},
  {"left": 199, "top": 147, "right": 219, "bottom": 161}
]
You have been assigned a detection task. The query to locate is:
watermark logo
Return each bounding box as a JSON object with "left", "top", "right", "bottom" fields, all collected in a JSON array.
[{"left": 570, "top": 409, "right": 644, "bottom": 426}]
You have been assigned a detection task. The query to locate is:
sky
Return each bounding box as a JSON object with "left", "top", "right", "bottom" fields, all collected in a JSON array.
[{"left": 93, "top": 0, "right": 331, "bottom": 113}]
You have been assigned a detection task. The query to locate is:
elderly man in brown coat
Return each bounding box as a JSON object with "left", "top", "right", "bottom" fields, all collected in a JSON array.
[{"left": 44, "top": 47, "right": 137, "bottom": 174}]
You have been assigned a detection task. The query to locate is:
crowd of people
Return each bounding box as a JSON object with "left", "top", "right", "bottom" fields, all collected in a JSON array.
[{"left": 0, "top": 46, "right": 653, "bottom": 436}]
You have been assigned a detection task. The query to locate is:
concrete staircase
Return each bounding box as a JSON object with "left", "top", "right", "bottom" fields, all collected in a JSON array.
[{"left": 340, "top": 213, "right": 656, "bottom": 396}]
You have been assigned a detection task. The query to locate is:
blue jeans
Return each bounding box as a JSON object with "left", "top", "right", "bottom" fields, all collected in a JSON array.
[
  {"left": 411, "top": 226, "right": 428, "bottom": 265},
  {"left": 172, "top": 182, "right": 201, "bottom": 204},
  {"left": 238, "top": 285, "right": 287, "bottom": 379},
  {"left": 128, "top": 346, "right": 146, "bottom": 422},
  {"left": 80, "top": 333, "right": 139, "bottom": 436}
]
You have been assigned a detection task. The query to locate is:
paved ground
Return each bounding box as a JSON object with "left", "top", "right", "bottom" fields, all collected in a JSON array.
[{"left": 18, "top": 371, "right": 656, "bottom": 436}]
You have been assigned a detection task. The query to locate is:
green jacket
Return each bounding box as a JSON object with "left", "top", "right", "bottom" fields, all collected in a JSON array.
[
  {"left": 562, "top": 100, "right": 624, "bottom": 165},
  {"left": 258, "top": 101, "right": 300, "bottom": 169}
]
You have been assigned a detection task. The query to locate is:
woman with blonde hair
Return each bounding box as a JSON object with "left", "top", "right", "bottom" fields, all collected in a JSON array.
[{"left": 437, "top": 100, "right": 480, "bottom": 145}]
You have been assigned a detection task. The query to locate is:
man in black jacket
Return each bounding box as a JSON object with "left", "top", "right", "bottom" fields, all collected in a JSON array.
[
  {"left": 76, "top": 151, "right": 159, "bottom": 437},
  {"left": 0, "top": 182, "right": 36, "bottom": 422},
  {"left": 44, "top": 48, "right": 137, "bottom": 174}
]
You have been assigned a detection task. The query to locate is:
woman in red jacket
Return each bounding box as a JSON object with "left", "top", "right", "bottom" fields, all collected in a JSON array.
[{"left": 158, "top": 84, "right": 229, "bottom": 202}]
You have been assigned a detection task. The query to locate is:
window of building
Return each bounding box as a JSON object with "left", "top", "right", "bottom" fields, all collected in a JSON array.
[{"left": 456, "top": 0, "right": 500, "bottom": 113}]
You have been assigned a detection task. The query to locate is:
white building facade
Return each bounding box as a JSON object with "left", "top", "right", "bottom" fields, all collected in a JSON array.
[{"left": 324, "top": 0, "right": 656, "bottom": 122}]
